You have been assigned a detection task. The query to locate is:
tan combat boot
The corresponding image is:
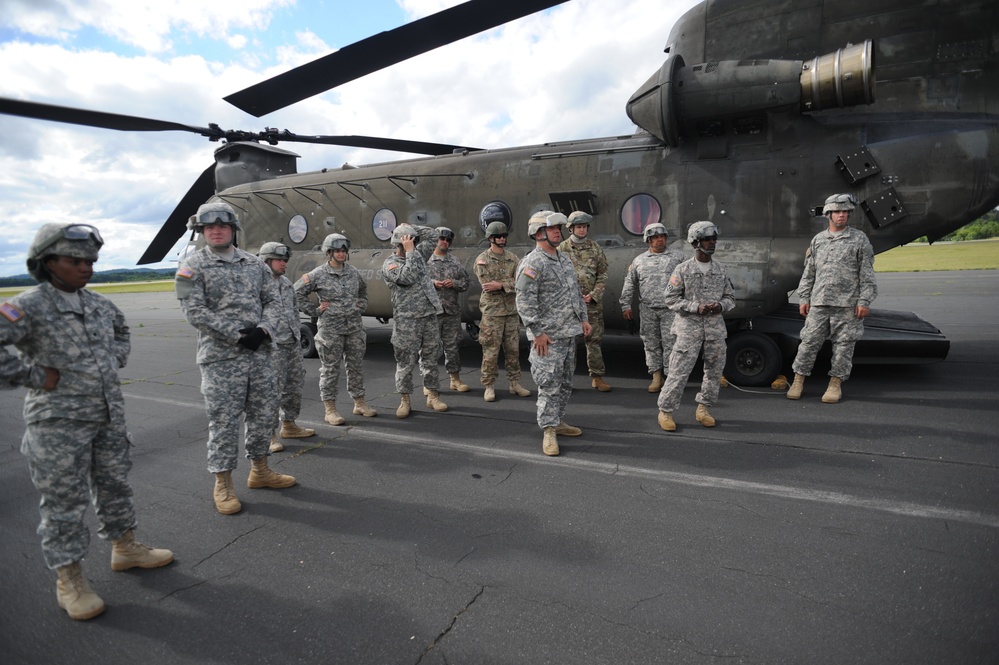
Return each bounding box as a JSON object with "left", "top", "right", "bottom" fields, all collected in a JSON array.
[
  {"left": 111, "top": 530, "right": 174, "bottom": 571},
  {"left": 555, "top": 421, "right": 582, "bottom": 437},
  {"left": 213, "top": 471, "right": 242, "bottom": 515},
  {"left": 323, "top": 400, "right": 346, "bottom": 426},
  {"left": 449, "top": 372, "right": 470, "bottom": 392},
  {"left": 426, "top": 390, "right": 449, "bottom": 412},
  {"left": 648, "top": 370, "right": 664, "bottom": 393},
  {"left": 396, "top": 393, "right": 411, "bottom": 419},
  {"left": 822, "top": 376, "right": 843, "bottom": 404},
  {"left": 353, "top": 397, "right": 377, "bottom": 417},
  {"left": 483, "top": 385, "right": 496, "bottom": 402},
  {"left": 786, "top": 373, "right": 806, "bottom": 400},
  {"left": 657, "top": 411, "right": 676, "bottom": 431},
  {"left": 591, "top": 375, "right": 611, "bottom": 392},
  {"left": 247, "top": 457, "right": 297, "bottom": 489},
  {"left": 509, "top": 381, "right": 531, "bottom": 397},
  {"left": 695, "top": 404, "right": 716, "bottom": 427},
  {"left": 268, "top": 435, "right": 284, "bottom": 453},
  {"left": 542, "top": 427, "right": 560, "bottom": 456},
  {"left": 56, "top": 562, "right": 105, "bottom": 621},
  {"left": 280, "top": 420, "right": 315, "bottom": 438}
]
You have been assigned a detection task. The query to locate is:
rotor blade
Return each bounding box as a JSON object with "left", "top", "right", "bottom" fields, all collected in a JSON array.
[
  {"left": 272, "top": 131, "right": 480, "bottom": 155},
  {"left": 224, "top": 0, "right": 570, "bottom": 117},
  {"left": 137, "top": 164, "right": 216, "bottom": 265},
  {"left": 0, "top": 97, "right": 217, "bottom": 137}
]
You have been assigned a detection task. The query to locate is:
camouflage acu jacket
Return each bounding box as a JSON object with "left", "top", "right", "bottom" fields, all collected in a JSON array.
[
  {"left": 515, "top": 248, "right": 588, "bottom": 341},
  {"left": 379, "top": 227, "right": 442, "bottom": 319},
  {"left": 796, "top": 227, "right": 878, "bottom": 308},
  {"left": 619, "top": 248, "right": 687, "bottom": 311},
  {"left": 427, "top": 252, "right": 470, "bottom": 317},
  {"left": 557, "top": 237, "right": 608, "bottom": 303},
  {"left": 295, "top": 262, "right": 367, "bottom": 337},
  {"left": 0, "top": 282, "right": 129, "bottom": 425},
  {"left": 473, "top": 249, "right": 519, "bottom": 317},
  {"left": 664, "top": 258, "right": 736, "bottom": 341}
]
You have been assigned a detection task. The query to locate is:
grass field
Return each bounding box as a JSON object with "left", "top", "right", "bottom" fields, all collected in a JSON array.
[
  {"left": 0, "top": 280, "right": 174, "bottom": 298},
  {"left": 874, "top": 238, "right": 999, "bottom": 272}
]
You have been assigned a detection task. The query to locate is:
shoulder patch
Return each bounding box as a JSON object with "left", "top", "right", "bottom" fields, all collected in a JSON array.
[
  {"left": 176, "top": 267, "right": 195, "bottom": 280},
  {"left": 0, "top": 301, "right": 24, "bottom": 323},
  {"left": 668, "top": 274, "right": 681, "bottom": 287},
  {"left": 476, "top": 258, "right": 488, "bottom": 265},
  {"left": 523, "top": 267, "right": 538, "bottom": 280},
  {"left": 301, "top": 273, "right": 311, "bottom": 284}
]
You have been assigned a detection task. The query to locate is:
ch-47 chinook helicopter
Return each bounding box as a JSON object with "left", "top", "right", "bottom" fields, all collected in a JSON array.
[{"left": 2, "top": 0, "right": 997, "bottom": 385}]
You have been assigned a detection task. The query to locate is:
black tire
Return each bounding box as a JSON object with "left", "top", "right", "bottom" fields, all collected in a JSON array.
[
  {"left": 300, "top": 322, "right": 318, "bottom": 359},
  {"left": 724, "top": 331, "right": 782, "bottom": 387}
]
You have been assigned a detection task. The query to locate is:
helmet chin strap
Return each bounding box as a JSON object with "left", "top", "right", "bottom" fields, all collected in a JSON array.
[
  {"left": 544, "top": 229, "right": 561, "bottom": 248},
  {"left": 49, "top": 272, "right": 76, "bottom": 292}
]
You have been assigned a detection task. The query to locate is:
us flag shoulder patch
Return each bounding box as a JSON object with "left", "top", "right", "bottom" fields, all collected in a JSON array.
[
  {"left": 301, "top": 274, "right": 311, "bottom": 284},
  {"left": 176, "top": 267, "right": 195, "bottom": 280},
  {"left": 523, "top": 267, "right": 538, "bottom": 279},
  {"left": 0, "top": 301, "right": 24, "bottom": 323}
]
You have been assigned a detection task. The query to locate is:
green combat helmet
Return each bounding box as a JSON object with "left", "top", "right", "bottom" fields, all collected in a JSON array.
[{"left": 26, "top": 223, "right": 103, "bottom": 282}]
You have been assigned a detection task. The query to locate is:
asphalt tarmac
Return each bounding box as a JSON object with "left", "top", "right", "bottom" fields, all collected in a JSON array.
[{"left": 1, "top": 271, "right": 996, "bottom": 664}]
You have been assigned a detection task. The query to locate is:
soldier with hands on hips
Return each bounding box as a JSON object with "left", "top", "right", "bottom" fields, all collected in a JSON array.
[
  {"left": 295, "top": 233, "right": 377, "bottom": 425},
  {"left": 620, "top": 223, "right": 687, "bottom": 393},
  {"left": 558, "top": 211, "right": 612, "bottom": 392},
  {"left": 257, "top": 242, "right": 315, "bottom": 452},
  {"left": 0, "top": 223, "right": 173, "bottom": 620},
  {"left": 516, "top": 211, "right": 592, "bottom": 457},
  {"left": 787, "top": 194, "right": 877, "bottom": 403},
  {"left": 427, "top": 226, "right": 471, "bottom": 393},
  {"left": 656, "top": 222, "right": 736, "bottom": 432},
  {"left": 176, "top": 202, "right": 296, "bottom": 516}
]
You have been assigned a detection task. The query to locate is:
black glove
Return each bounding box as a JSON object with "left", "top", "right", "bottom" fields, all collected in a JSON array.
[{"left": 237, "top": 327, "right": 268, "bottom": 351}]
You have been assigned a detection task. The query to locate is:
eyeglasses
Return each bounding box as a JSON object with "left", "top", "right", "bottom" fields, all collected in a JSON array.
[
  {"left": 439, "top": 236, "right": 454, "bottom": 243},
  {"left": 198, "top": 209, "right": 237, "bottom": 226},
  {"left": 37, "top": 224, "right": 104, "bottom": 256},
  {"left": 490, "top": 234, "right": 508, "bottom": 239}
]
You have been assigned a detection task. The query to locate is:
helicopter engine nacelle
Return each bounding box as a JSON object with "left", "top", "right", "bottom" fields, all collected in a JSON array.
[{"left": 626, "top": 41, "right": 874, "bottom": 147}]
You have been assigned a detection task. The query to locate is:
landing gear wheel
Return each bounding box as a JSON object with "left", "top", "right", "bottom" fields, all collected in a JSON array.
[
  {"left": 724, "top": 332, "right": 781, "bottom": 387},
  {"left": 300, "top": 322, "right": 318, "bottom": 358}
]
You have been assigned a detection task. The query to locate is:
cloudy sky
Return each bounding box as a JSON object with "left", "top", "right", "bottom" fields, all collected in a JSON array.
[{"left": 0, "top": 0, "right": 701, "bottom": 277}]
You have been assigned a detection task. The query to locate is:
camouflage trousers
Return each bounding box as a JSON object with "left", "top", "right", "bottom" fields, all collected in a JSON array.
[
  {"left": 317, "top": 328, "right": 367, "bottom": 402},
  {"left": 479, "top": 313, "right": 521, "bottom": 385},
  {"left": 437, "top": 313, "right": 464, "bottom": 374},
  {"left": 271, "top": 341, "right": 305, "bottom": 427},
  {"left": 21, "top": 417, "right": 136, "bottom": 569},
  {"left": 657, "top": 335, "right": 726, "bottom": 412},
  {"left": 392, "top": 315, "right": 442, "bottom": 394},
  {"left": 792, "top": 305, "right": 864, "bottom": 380},
  {"left": 200, "top": 351, "right": 277, "bottom": 473},
  {"left": 583, "top": 302, "right": 606, "bottom": 377},
  {"left": 638, "top": 306, "right": 677, "bottom": 375},
  {"left": 529, "top": 336, "right": 577, "bottom": 429}
]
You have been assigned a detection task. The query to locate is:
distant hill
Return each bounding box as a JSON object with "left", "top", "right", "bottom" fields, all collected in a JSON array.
[{"left": 0, "top": 267, "right": 175, "bottom": 288}]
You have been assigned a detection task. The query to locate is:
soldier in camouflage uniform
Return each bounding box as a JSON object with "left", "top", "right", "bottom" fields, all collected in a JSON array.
[
  {"left": 176, "top": 202, "right": 296, "bottom": 517},
  {"left": 379, "top": 223, "right": 449, "bottom": 418},
  {"left": 620, "top": 223, "right": 688, "bottom": 393},
  {"left": 787, "top": 194, "right": 877, "bottom": 404},
  {"left": 657, "top": 222, "right": 736, "bottom": 432},
  {"left": 428, "top": 226, "right": 471, "bottom": 393},
  {"left": 295, "top": 233, "right": 377, "bottom": 425},
  {"left": 257, "top": 242, "right": 315, "bottom": 453},
  {"left": 558, "top": 211, "right": 612, "bottom": 392},
  {"left": 0, "top": 223, "right": 172, "bottom": 621},
  {"left": 516, "top": 211, "right": 592, "bottom": 457},
  {"left": 473, "top": 221, "right": 531, "bottom": 402}
]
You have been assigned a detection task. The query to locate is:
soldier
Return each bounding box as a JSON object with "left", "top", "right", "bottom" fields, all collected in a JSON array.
[
  {"left": 656, "top": 221, "right": 736, "bottom": 432},
  {"left": 295, "top": 233, "right": 377, "bottom": 424},
  {"left": 516, "top": 211, "right": 592, "bottom": 457},
  {"left": 257, "top": 242, "right": 315, "bottom": 452},
  {"left": 787, "top": 194, "right": 877, "bottom": 403},
  {"left": 427, "top": 226, "right": 471, "bottom": 393},
  {"left": 558, "top": 211, "right": 611, "bottom": 391},
  {"left": 1, "top": 223, "right": 172, "bottom": 621},
  {"left": 176, "top": 202, "right": 296, "bottom": 516},
  {"left": 619, "top": 223, "right": 687, "bottom": 393},
  {"left": 379, "top": 223, "right": 448, "bottom": 418},
  {"left": 473, "top": 221, "right": 531, "bottom": 402}
]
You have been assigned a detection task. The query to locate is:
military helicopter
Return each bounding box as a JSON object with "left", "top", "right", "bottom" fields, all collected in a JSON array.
[{"left": 2, "top": 0, "right": 997, "bottom": 385}]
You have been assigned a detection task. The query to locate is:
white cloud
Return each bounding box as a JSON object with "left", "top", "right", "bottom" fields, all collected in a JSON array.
[{"left": 0, "top": 0, "right": 701, "bottom": 276}]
